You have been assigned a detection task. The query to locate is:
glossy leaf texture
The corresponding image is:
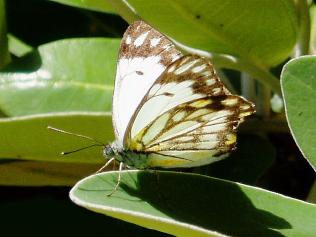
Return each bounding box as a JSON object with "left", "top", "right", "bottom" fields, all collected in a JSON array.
[
  {"left": 0, "top": 113, "right": 113, "bottom": 163},
  {"left": 50, "top": 0, "right": 116, "bottom": 14},
  {"left": 281, "top": 56, "right": 316, "bottom": 171},
  {"left": 125, "top": 0, "right": 298, "bottom": 66},
  {"left": 0, "top": 38, "right": 119, "bottom": 116},
  {"left": 70, "top": 170, "right": 316, "bottom": 237}
]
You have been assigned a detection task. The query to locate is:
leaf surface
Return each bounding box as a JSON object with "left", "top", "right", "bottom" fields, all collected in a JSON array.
[
  {"left": 281, "top": 56, "right": 316, "bottom": 171},
  {"left": 71, "top": 171, "right": 316, "bottom": 237}
]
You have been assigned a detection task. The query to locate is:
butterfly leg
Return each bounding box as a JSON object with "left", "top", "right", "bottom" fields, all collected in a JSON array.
[
  {"left": 107, "top": 162, "right": 124, "bottom": 197},
  {"left": 95, "top": 157, "right": 115, "bottom": 174}
]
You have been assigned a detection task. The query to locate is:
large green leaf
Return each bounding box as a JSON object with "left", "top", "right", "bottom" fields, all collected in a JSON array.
[
  {"left": 281, "top": 56, "right": 316, "bottom": 171},
  {"left": 50, "top": 0, "right": 116, "bottom": 14},
  {"left": 0, "top": 38, "right": 119, "bottom": 116},
  {"left": 0, "top": 113, "right": 113, "bottom": 163},
  {"left": 125, "top": 0, "right": 298, "bottom": 66},
  {"left": 70, "top": 170, "right": 316, "bottom": 237}
]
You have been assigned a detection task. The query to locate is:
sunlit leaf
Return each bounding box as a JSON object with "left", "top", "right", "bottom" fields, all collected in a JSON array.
[
  {"left": 281, "top": 56, "right": 316, "bottom": 171},
  {"left": 71, "top": 170, "right": 316, "bottom": 237},
  {"left": 126, "top": 0, "right": 298, "bottom": 66},
  {"left": 0, "top": 112, "right": 113, "bottom": 163},
  {"left": 0, "top": 38, "right": 119, "bottom": 116}
]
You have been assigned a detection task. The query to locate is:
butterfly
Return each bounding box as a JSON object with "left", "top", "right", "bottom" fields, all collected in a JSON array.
[{"left": 100, "top": 21, "right": 255, "bottom": 194}]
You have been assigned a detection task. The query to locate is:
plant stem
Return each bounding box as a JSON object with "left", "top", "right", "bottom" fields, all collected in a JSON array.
[
  {"left": 176, "top": 43, "right": 281, "bottom": 95},
  {"left": 241, "top": 73, "right": 256, "bottom": 101},
  {"left": 106, "top": 0, "right": 139, "bottom": 23},
  {"left": 238, "top": 58, "right": 281, "bottom": 96},
  {"left": 309, "top": 5, "right": 316, "bottom": 54},
  {"left": 256, "top": 85, "right": 271, "bottom": 118},
  {"left": 215, "top": 68, "right": 237, "bottom": 94},
  {"left": 0, "top": 0, "right": 10, "bottom": 68},
  {"left": 294, "top": 0, "right": 311, "bottom": 56},
  {"left": 211, "top": 54, "right": 281, "bottom": 95}
]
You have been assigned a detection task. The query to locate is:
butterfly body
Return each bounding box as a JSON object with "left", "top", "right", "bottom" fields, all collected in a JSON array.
[
  {"left": 104, "top": 21, "right": 255, "bottom": 171},
  {"left": 104, "top": 142, "right": 227, "bottom": 169},
  {"left": 104, "top": 143, "right": 149, "bottom": 169}
]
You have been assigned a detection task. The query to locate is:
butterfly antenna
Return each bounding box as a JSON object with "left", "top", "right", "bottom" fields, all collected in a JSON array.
[
  {"left": 61, "top": 144, "right": 103, "bottom": 156},
  {"left": 47, "top": 126, "right": 105, "bottom": 146}
]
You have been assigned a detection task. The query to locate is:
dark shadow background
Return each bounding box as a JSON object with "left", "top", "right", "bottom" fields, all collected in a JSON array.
[{"left": 0, "top": 186, "right": 171, "bottom": 236}]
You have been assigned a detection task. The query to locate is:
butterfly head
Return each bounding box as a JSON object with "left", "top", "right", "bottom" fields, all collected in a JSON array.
[
  {"left": 103, "top": 144, "right": 115, "bottom": 158},
  {"left": 103, "top": 141, "right": 123, "bottom": 160}
]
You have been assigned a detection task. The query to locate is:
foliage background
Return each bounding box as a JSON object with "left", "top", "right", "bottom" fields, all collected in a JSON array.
[{"left": 1, "top": 0, "right": 316, "bottom": 236}]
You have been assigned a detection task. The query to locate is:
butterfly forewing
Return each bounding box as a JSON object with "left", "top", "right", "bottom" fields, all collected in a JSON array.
[
  {"left": 125, "top": 55, "right": 255, "bottom": 168},
  {"left": 112, "top": 21, "right": 182, "bottom": 146},
  {"left": 125, "top": 55, "right": 230, "bottom": 143}
]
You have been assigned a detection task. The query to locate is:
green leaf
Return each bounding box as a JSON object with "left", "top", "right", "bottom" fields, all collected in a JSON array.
[
  {"left": 50, "top": 0, "right": 116, "bottom": 14},
  {"left": 0, "top": 38, "right": 119, "bottom": 116},
  {"left": 281, "top": 56, "right": 316, "bottom": 171},
  {"left": 126, "top": 0, "right": 298, "bottom": 66},
  {"left": 0, "top": 159, "right": 100, "bottom": 186},
  {"left": 70, "top": 170, "right": 316, "bottom": 237},
  {"left": 0, "top": 0, "right": 10, "bottom": 68},
  {"left": 203, "top": 135, "right": 275, "bottom": 185},
  {"left": 7, "top": 34, "right": 33, "bottom": 57},
  {"left": 0, "top": 113, "right": 113, "bottom": 163}
]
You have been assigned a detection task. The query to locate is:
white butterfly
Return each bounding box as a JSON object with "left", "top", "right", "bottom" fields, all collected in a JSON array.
[{"left": 102, "top": 20, "right": 255, "bottom": 186}]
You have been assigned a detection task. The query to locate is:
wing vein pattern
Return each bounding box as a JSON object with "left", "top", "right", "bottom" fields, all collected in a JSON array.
[
  {"left": 125, "top": 55, "right": 255, "bottom": 168},
  {"left": 112, "top": 21, "right": 182, "bottom": 146}
]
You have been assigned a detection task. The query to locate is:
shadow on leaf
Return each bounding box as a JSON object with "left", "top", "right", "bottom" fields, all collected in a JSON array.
[{"left": 119, "top": 171, "right": 291, "bottom": 237}]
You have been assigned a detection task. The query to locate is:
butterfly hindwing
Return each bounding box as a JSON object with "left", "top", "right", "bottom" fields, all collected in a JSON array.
[
  {"left": 112, "top": 21, "right": 182, "bottom": 146},
  {"left": 124, "top": 55, "right": 255, "bottom": 168},
  {"left": 128, "top": 96, "right": 254, "bottom": 168}
]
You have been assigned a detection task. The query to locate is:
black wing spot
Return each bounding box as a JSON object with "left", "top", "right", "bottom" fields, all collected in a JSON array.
[
  {"left": 136, "top": 71, "right": 144, "bottom": 75},
  {"left": 163, "top": 92, "right": 174, "bottom": 97}
]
